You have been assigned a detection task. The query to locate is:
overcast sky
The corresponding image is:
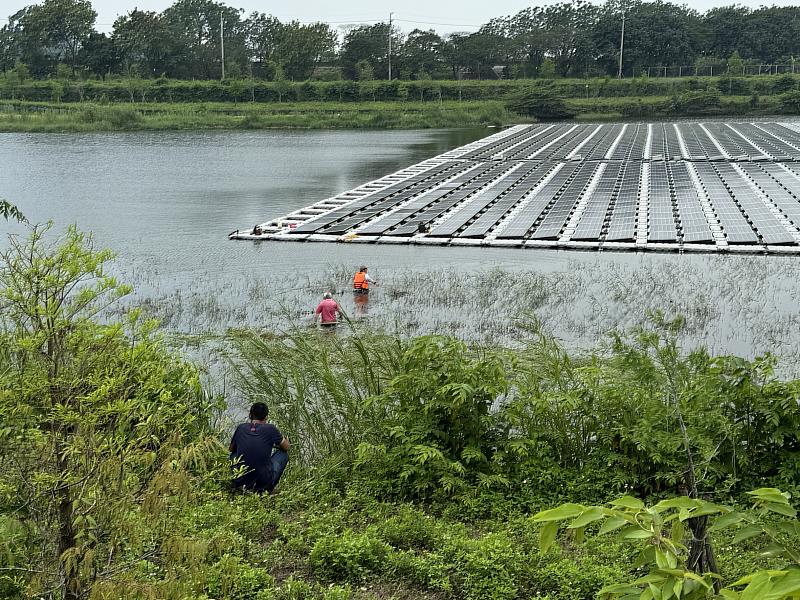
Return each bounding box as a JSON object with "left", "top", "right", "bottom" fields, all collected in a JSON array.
[{"left": 3, "top": 0, "right": 800, "bottom": 34}]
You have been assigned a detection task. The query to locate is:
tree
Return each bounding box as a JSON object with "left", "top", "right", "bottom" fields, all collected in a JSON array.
[
  {"left": 340, "top": 23, "right": 399, "bottom": 80},
  {"left": 506, "top": 87, "right": 577, "bottom": 119},
  {"left": 727, "top": 50, "right": 744, "bottom": 75},
  {"left": 0, "top": 225, "right": 221, "bottom": 599},
  {"left": 593, "top": 0, "right": 703, "bottom": 76},
  {"left": 355, "top": 59, "right": 374, "bottom": 81},
  {"left": 113, "top": 10, "right": 175, "bottom": 77},
  {"left": 21, "top": 0, "right": 97, "bottom": 74},
  {"left": 78, "top": 31, "right": 119, "bottom": 78},
  {"left": 400, "top": 29, "right": 446, "bottom": 79},
  {"left": 161, "top": 0, "right": 245, "bottom": 79}
]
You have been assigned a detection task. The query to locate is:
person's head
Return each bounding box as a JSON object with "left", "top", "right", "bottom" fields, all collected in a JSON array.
[
  {"left": 360, "top": 265, "right": 368, "bottom": 272},
  {"left": 323, "top": 292, "right": 332, "bottom": 299},
  {"left": 249, "top": 402, "right": 268, "bottom": 421}
]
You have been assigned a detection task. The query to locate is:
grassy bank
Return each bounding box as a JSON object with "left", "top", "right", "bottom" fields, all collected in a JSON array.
[
  {"left": 0, "top": 93, "right": 793, "bottom": 133},
  {"left": 0, "top": 100, "right": 513, "bottom": 132}
]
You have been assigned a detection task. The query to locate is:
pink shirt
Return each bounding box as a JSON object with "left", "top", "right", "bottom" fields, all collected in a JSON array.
[{"left": 315, "top": 298, "right": 340, "bottom": 323}]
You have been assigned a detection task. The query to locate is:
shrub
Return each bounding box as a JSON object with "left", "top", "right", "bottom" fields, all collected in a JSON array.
[
  {"left": 309, "top": 531, "right": 390, "bottom": 582},
  {"left": 354, "top": 336, "right": 510, "bottom": 500},
  {"left": 671, "top": 89, "right": 722, "bottom": 115},
  {"left": 506, "top": 88, "right": 577, "bottom": 120},
  {"left": 205, "top": 555, "right": 274, "bottom": 599},
  {"left": 104, "top": 105, "right": 143, "bottom": 128},
  {"left": 779, "top": 90, "right": 800, "bottom": 114}
]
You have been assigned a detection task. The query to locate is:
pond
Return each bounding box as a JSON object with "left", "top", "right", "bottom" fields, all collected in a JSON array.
[{"left": 2, "top": 128, "right": 800, "bottom": 369}]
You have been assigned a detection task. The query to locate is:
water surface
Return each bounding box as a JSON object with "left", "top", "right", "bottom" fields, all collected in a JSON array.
[{"left": 2, "top": 128, "right": 800, "bottom": 367}]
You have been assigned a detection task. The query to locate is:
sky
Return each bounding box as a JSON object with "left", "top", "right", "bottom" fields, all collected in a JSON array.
[{"left": 2, "top": 0, "right": 800, "bottom": 34}]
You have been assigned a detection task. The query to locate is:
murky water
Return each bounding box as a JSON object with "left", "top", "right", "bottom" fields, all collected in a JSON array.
[{"left": 2, "top": 128, "right": 800, "bottom": 368}]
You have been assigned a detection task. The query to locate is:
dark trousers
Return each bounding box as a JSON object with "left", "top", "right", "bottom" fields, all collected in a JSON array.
[{"left": 232, "top": 449, "right": 289, "bottom": 494}]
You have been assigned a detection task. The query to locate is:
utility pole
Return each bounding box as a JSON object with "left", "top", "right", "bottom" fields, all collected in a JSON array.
[
  {"left": 220, "top": 13, "right": 225, "bottom": 80},
  {"left": 388, "top": 12, "right": 394, "bottom": 81},
  {"left": 617, "top": 11, "right": 625, "bottom": 79}
]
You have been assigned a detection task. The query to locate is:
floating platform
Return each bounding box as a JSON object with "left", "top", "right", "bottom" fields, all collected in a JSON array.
[{"left": 230, "top": 122, "right": 800, "bottom": 254}]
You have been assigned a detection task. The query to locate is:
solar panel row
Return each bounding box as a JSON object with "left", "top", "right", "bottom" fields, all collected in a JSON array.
[
  {"left": 495, "top": 164, "right": 580, "bottom": 239},
  {"left": 291, "top": 162, "right": 460, "bottom": 234},
  {"left": 356, "top": 163, "right": 500, "bottom": 235},
  {"left": 277, "top": 122, "right": 800, "bottom": 251},
  {"left": 572, "top": 162, "right": 624, "bottom": 240},
  {"left": 459, "top": 165, "right": 556, "bottom": 238},
  {"left": 605, "top": 162, "right": 642, "bottom": 241},
  {"left": 648, "top": 162, "right": 677, "bottom": 242}
]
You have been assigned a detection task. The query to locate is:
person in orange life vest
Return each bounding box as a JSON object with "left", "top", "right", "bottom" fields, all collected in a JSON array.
[
  {"left": 353, "top": 265, "right": 377, "bottom": 295},
  {"left": 313, "top": 292, "right": 343, "bottom": 327}
]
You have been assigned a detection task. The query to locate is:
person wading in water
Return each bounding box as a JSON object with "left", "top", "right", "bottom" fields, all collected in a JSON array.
[
  {"left": 313, "top": 292, "right": 343, "bottom": 328},
  {"left": 352, "top": 265, "right": 377, "bottom": 295}
]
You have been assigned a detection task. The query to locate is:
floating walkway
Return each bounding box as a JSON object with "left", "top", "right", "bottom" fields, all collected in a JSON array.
[{"left": 230, "top": 122, "right": 800, "bottom": 254}]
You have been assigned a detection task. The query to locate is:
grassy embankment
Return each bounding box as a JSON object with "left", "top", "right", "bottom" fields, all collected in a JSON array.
[
  {"left": 0, "top": 74, "right": 798, "bottom": 131},
  {"left": 0, "top": 100, "right": 513, "bottom": 132},
  {"left": 3, "top": 225, "right": 800, "bottom": 599}
]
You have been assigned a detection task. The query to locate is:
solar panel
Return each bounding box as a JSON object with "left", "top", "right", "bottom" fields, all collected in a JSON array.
[
  {"left": 243, "top": 121, "right": 800, "bottom": 253},
  {"left": 530, "top": 162, "right": 599, "bottom": 239},
  {"left": 429, "top": 163, "right": 547, "bottom": 237},
  {"left": 458, "top": 165, "right": 555, "bottom": 238},
  {"left": 669, "top": 162, "right": 714, "bottom": 243},
  {"left": 572, "top": 163, "right": 623, "bottom": 240},
  {"left": 605, "top": 163, "right": 642, "bottom": 241},
  {"left": 648, "top": 162, "right": 677, "bottom": 242}
]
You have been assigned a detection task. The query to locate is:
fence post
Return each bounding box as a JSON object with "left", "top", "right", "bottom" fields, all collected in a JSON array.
[
  {"left": 679, "top": 66, "right": 682, "bottom": 77},
  {"left": 710, "top": 65, "right": 713, "bottom": 77}
]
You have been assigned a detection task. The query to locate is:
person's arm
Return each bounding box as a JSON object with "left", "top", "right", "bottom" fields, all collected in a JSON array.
[
  {"left": 313, "top": 304, "right": 321, "bottom": 323},
  {"left": 279, "top": 437, "right": 289, "bottom": 451},
  {"left": 336, "top": 302, "right": 344, "bottom": 316},
  {"left": 366, "top": 273, "right": 378, "bottom": 285},
  {"left": 229, "top": 429, "right": 237, "bottom": 453}
]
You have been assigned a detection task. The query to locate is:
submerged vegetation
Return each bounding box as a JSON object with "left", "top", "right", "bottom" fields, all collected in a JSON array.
[{"left": 2, "top": 225, "right": 800, "bottom": 599}]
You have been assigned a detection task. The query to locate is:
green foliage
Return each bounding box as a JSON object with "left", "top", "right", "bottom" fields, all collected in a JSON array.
[
  {"left": 0, "top": 198, "right": 26, "bottom": 222},
  {"left": 506, "top": 87, "right": 578, "bottom": 120},
  {"left": 309, "top": 530, "right": 390, "bottom": 582},
  {"left": 533, "top": 488, "right": 800, "bottom": 600},
  {"left": 0, "top": 224, "right": 224, "bottom": 599},
  {"left": 354, "top": 336, "right": 509, "bottom": 500},
  {"left": 780, "top": 91, "right": 800, "bottom": 114},
  {"left": 672, "top": 90, "right": 722, "bottom": 114}
]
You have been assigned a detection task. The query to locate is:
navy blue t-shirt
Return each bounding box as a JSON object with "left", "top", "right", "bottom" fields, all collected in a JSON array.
[{"left": 230, "top": 422, "right": 284, "bottom": 491}]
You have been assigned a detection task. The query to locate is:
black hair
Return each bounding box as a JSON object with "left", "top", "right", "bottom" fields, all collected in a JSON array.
[{"left": 249, "top": 402, "right": 268, "bottom": 421}]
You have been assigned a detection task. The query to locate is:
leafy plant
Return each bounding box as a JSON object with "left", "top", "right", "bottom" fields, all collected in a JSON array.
[
  {"left": 354, "top": 336, "right": 509, "bottom": 500},
  {"left": 532, "top": 488, "right": 800, "bottom": 600},
  {"left": 0, "top": 198, "right": 26, "bottom": 222}
]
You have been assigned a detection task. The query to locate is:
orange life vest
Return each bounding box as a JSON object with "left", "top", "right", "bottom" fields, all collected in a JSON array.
[{"left": 353, "top": 271, "right": 368, "bottom": 290}]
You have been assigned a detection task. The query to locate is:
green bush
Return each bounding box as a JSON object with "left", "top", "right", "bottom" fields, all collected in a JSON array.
[
  {"left": 506, "top": 88, "right": 577, "bottom": 120},
  {"left": 779, "top": 90, "right": 800, "bottom": 114},
  {"left": 354, "top": 336, "right": 510, "bottom": 500},
  {"left": 205, "top": 555, "right": 274, "bottom": 599},
  {"left": 104, "top": 105, "right": 144, "bottom": 128},
  {"left": 309, "top": 530, "right": 390, "bottom": 582}
]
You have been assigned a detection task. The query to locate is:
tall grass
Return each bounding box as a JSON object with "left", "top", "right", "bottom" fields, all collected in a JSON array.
[{"left": 228, "top": 322, "right": 405, "bottom": 467}]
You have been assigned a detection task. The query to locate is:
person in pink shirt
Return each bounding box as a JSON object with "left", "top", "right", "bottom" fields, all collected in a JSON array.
[{"left": 313, "top": 292, "right": 343, "bottom": 327}]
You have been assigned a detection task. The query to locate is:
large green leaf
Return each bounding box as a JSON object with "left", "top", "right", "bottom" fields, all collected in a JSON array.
[{"left": 533, "top": 503, "right": 586, "bottom": 522}]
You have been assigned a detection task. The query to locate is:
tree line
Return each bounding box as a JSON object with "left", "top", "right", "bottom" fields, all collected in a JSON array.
[{"left": 3, "top": 0, "right": 800, "bottom": 82}]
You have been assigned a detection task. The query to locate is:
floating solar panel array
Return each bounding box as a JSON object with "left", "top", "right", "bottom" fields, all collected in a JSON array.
[{"left": 230, "top": 122, "right": 800, "bottom": 253}]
